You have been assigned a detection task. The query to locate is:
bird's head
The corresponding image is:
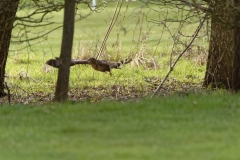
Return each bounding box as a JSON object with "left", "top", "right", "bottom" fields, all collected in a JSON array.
[{"left": 87, "top": 57, "right": 97, "bottom": 64}]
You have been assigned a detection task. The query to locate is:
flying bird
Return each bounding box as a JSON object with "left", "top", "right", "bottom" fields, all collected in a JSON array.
[{"left": 46, "top": 57, "right": 131, "bottom": 75}]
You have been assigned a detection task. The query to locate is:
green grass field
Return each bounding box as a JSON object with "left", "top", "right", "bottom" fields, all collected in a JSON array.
[{"left": 1, "top": 93, "right": 240, "bottom": 160}]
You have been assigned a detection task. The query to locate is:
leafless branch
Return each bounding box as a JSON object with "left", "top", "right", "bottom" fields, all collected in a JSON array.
[{"left": 152, "top": 13, "right": 208, "bottom": 97}]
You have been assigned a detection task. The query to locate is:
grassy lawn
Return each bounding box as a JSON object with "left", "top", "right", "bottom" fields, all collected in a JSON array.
[{"left": 1, "top": 93, "right": 240, "bottom": 160}]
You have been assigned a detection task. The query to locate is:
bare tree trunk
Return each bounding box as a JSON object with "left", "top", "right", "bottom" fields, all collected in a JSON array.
[
  {"left": 232, "top": 0, "right": 240, "bottom": 92},
  {"left": 54, "top": 0, "right": 76, "bottom": 103},
  {"left": 203, "top": 1, "right": 234, "bottom": 89},
  {"left": 233, "top": 28, "right": 240, "bottom": 91},
  {"left": 0, "top": 0, "right": 19, "bottom": 97}
]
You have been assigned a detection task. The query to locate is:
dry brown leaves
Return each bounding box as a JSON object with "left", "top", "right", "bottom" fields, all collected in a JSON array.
[{"left": 0, "top": 78, "right": 203, "bottom": 105}]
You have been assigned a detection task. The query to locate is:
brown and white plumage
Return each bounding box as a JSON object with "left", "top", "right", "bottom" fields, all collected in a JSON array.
[
  {"left": 46, "top": 57, "right": 131, "bottom": 75},
  {"left": 87, "top": 57, "right": 112, "bottom": 75},
  {"left": 45, "top": 57, "right": 88, "bottom": 68},
  {"left": 87, "top": 57, "right": 132, "bottom": 75}
]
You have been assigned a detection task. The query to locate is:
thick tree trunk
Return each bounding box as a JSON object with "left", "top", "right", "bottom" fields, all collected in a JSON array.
[
  {"left": 233, "top": 27, "right": 240, "bottom": 91},
  {"left": 232, "top": 0, "right": 240, "bottom": 92},
  {"left": 203, "top": 1, "right": 235, "bottom": 89},
  {"left": 54, "top": 0, "right": 76, "bottom": 102},
  {"left": 0, "top": 0, "right": 19, "bottom": 97}
]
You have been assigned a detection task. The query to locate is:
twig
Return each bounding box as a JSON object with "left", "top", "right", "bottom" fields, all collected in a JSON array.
[{"left": 152, "top": 13, "right": 208, "bottom": 97}]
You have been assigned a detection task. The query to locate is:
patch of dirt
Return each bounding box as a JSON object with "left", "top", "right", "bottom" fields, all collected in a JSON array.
[{"left": 0, "top": 78, "right": 203, "bottom": 105}]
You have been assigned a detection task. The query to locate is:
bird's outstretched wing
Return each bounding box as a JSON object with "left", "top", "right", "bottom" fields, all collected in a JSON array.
[
  {"left": 45, "top": 57, "right": 88, "bottom": 68},
  {"left": 108, "top": 59, "right": 132, "bottom": 69},
  {"left": 46, "top": 57, "right": 131, "bottom": 76}
]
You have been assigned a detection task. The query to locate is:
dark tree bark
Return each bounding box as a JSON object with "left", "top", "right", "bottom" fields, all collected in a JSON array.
[
  {"left": 0, "top": 0, "right": 20, "bottom": 97},
  {"left": 54, "top": 0, "right": 76, "bottom": 103},
  {"left": 203, "top": 1, "right": 235, "bottom": 89},
  {"left": 233, "top": 27, "right": 240, "bottom": 91},
  {"left": 232, "top": 0, "right": 240, "bottom": 92}
]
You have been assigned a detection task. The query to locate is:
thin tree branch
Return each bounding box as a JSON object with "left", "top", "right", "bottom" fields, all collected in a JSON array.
[{"left": 152, "top": 13, "right": 208, "bottom": 97}]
